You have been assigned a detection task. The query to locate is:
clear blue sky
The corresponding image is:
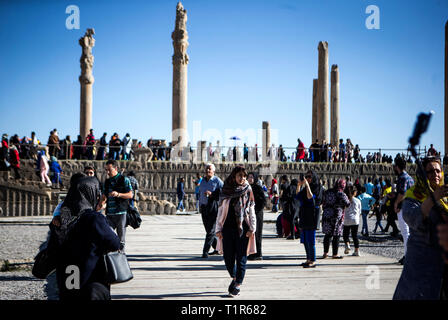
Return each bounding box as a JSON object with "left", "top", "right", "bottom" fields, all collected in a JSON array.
[{"left": 0, "top": 0, "right": 446, "bottom": 157}]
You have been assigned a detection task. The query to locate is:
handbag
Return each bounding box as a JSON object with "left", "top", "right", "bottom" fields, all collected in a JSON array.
[
  {"left": 32, "top": 247, "right": 57, "bottom": 279},
  {"left": 104, "top": 251, "right": 133, "bottom": 284},
  {"left": 126, "top": 206, "right": 142, "bottom": 229}
]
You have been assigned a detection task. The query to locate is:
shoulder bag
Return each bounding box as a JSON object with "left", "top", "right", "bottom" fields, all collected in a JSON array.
[{"left": 104, "top": 250, "right": 133, "bottom": 284}]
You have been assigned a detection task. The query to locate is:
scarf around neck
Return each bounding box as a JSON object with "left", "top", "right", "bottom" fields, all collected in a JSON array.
[{"left": 219, "top": 181, "right": 254, "bottom": 236}]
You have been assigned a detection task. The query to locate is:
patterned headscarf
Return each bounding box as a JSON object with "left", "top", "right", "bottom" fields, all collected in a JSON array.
[
  {"left": 220, "top": 169, "right": 254, "bottom": 237},
  {"left": 405, "top": 164, "right": 448, "bottom": 214},
  {"left": 335, "top": 179, "right": 346, "bottom": 192}
]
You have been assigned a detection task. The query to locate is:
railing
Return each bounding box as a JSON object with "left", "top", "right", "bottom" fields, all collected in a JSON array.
[{"left": 2, "top": 141, "right": 443, "bottom": 164}]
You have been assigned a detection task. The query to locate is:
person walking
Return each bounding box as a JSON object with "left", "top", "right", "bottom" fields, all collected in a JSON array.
[
  {"left": 198, "top": 163, "right": 224, "bottom": 258},
  {"left": 96, "top": 160, "right": 133, "bottom": 251},
  {"left": 343, "top": 185, "right": 362, "bottom": 256},
  {"left": 247, "top": 172, "right": 267, "bottom": 260},
  {"left": 321, "top": 179, "right": 350, "bottom": 259},
  {"left": 39, "top": 149, "right": 52, "bottom": 187},
  {"left": 297, "top": 170, "right": 323, "bottom": 268},
  {"left": 215, "top": 166, "right": 257, "bottom": 297},
  {"left": 393, "top": 157, "right": 415, "bottom": 265},
  {"left": 176, "top": 177, "right": 186, "bottom": 212}
]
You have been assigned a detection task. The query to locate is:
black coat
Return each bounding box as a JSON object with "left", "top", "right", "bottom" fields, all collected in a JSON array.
[
  {"left": 56, "top": 211, "right": 120, "bottom": 300},
  {"left": 251, "top": 183, "right": 267, "bottom": 213},
  {"left": 283, "top": 184, "right": 300, "bottom": 218}
]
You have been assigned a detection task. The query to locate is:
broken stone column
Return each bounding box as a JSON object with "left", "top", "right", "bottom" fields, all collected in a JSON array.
[
  {"left": 312, "top": 78, "right": 319, "bottom": 143},
  {"left": 79, "top": 28, "right": 95, "bottom": 141},
  {"left": 262, "top": 121, "right": 271, "bottom": 161},
  {"left": 317, "top": 41, "right": 329, "bottom": 144},
  {"left": 172, "top": 2, "right": 189, "bottom": 148},
  {"left": 331, "top": 64, "right": 340, "bottom": 147}
]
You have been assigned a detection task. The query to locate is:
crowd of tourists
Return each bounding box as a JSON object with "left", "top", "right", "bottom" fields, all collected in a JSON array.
[
  {"left": 2, "top": 129, "right": 446, "bottom": 167},
  {"left": 23, "top": 150, "right": 448, "bottom": 300},
  {"left": 193, "top": 155, "right": 448, "bottom": 299}
]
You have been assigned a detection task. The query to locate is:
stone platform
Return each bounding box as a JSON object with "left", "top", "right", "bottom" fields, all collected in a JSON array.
[{"left": 111, "top": 212, "right": 403, "bottom": 300}]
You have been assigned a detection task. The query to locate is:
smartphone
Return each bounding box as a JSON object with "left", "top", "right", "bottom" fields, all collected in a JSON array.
[
  {"left": 445, "top": 174, "right": 448, "bottom": 186},
  {"left": 299, "top": 173, "right": 304, "bottom": 181}
]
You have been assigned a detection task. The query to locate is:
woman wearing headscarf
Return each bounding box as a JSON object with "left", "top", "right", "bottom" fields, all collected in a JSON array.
[
  {"left": 321, "top": 179, "right": 350, "bottom": 259},
  {"left": 247, "top": 172, "right": 267, "bottom": 260},
  {"left": 393, "top": 157, "right": 448, "bottom": 300},
  {"left": 297, "top": 170, "right": 323, "bottom": 268},
  {"left": 215, "top": 166, "right": 257, "bottom": 297},
  {"left": 284, "top": 178, "right": 300, "bottom": 240},
  {"left": 270, "top": 178, "right": 279, "bottom": 212},
  {"left": 49, "top": 174, "right": 120, "bottom": 300}
]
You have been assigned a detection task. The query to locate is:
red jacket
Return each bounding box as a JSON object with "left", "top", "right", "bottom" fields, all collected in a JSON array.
[{"left": 10, "top": 147, "right": 20, "bottom": 168}]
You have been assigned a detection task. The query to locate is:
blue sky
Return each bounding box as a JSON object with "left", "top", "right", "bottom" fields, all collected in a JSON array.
[{"left": 0, "top": 0, "right": 446, "bottom": 157}]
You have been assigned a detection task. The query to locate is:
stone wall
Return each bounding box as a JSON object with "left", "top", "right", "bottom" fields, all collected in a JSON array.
[{"left": 0, "top": 159, "right": 426, "bottom": 216}]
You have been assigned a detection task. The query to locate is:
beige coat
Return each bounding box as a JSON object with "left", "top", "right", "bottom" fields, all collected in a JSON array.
[{"left": 215, "top": 197, "right": 257, "bottom": 255}]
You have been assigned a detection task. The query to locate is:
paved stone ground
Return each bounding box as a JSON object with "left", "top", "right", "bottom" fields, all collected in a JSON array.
[{"left": 0, "top": 212, "right": 404, "bottom": 300}]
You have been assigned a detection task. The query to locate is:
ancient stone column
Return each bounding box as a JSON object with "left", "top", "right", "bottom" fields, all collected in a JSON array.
[
  {"left": 445, "top": 20, "right": 448, "bottom": 156},
  {"left": 262, "top": 121, "right": 271, "bottom": 161},
  {"left": 172, "top": 2, "right": 189, "bottom": 147},
  {"left": 331, "top": 64, "right": 340, "bottom": 147},
  {"left": 312, "top": 78, "right": 319, "bottom": 143},
  {"left": 79, "top": 28, "right": 95, "bottom": 141},
  {"left": 317, "top": 41, "right": 329, "bottom": 144}
]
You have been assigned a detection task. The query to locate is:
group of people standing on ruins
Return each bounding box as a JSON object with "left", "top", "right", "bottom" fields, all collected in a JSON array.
[{"left": 2, "top": 128, "right": 447, "bottom": 169}]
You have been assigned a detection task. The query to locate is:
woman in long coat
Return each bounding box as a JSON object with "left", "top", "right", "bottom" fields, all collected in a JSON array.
[
  {"left": 215, "top": 166, "right": 257, "bottom": 297},
  {"left": 321, "top": 179, "right": 350, "bottom": 259}
]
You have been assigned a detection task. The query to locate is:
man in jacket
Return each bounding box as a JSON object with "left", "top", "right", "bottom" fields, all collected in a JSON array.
[{"left": 198, "top": 163, "right": 223, "bottom": 258}]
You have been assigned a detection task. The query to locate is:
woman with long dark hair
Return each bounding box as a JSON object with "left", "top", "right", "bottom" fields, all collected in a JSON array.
[
  {"left": 215, "top": 166, "right": 257, "bottom": 296},
  {"left": 297, "top": 170, "right": 323, "bottom": 268},
  {"left": 342, "top": 185, "right": 361, "bottom": 256}
]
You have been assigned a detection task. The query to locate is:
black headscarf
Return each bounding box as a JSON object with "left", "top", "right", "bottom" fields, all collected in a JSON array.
[
  {"left": 54, "top": 175, "right": 101, "bottom": 246},
  {"left": 307, "top": 170, "right": 323, "bottom": 206}
]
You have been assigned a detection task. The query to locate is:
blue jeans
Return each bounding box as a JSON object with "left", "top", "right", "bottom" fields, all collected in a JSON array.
[
  {"left": 361, "top": 210, "right": 369, "bottom": 234},
  {"left": 303, "top": 242, "right": 316, "bottom": 262},
  {"left": 177, "top": 196, "right": 184, "bottom": 211},
  {"left": 373, "top": 216, "right": 384, "bottom": 232}
]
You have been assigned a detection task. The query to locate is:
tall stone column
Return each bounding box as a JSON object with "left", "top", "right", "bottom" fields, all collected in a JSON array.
[
  {"left": 262, "top": 121, "right": 271, "bottom": 161},
  {"left": 312, "top": 78, "right": 319, "bottom": 143},
  {"left": 331, "top": 64, "right": 340, "bottom": 147},
  {"left": 445, "top": 20, "right": 448, "bottom": 156},
  {"left": 172, "top": 2, "right": 189, "bottom": 147},
  {"left": 317, "top": 41, "right": 329, "bottom": 144},
  {"left": 79, "top": 28, "right": 95, "bottom": 141}
]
